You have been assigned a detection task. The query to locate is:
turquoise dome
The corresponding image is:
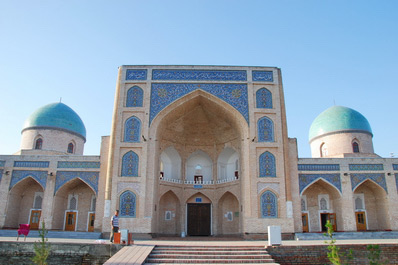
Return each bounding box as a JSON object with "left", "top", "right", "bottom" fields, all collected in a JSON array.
[
  {"left": 22, "top": 102, "right": 86, "bottom": 140},
  {"left": 309, "top": 106, "right": 372, "bottom": 142}
]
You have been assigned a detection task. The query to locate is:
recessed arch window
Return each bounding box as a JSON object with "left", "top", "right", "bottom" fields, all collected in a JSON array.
[
  {"left": 119, "top": 190, "right": 136, "bottom": 217},
  {"left": 35, "top": 138, "right": 43, "bottom": 150},
  {"left": 256, "top": 87, "right": 273, "bottom": 109},
  {"left": 126, "top": 86, "right": 143, "bottom": 107},
  {"left": 121, "top": 151, "right": 139, "bottom": 177},
  {"left": 352, "top": 141, "right": 360, "bottom": 153},
  {"left": 320, "top": 143, "right": 328, "bottom": 157},
  {"left": 124, "top": 116, "right": 141, "bottom": 142},
  {"left": 257, "top": 116, "right": 274, "bottom": 142},
  {"left": 260, "top": 190, "right": 278, "bottom": 218},
  {"left": 355, "top": 197, "right": 363, "bottom": 210},
  {"left": 34, "top": 195, "right": 43, "bottom": 209},
  {"left": 259, "top": 151, "right": 276, "bottom": 177},
  {"left": 67, "top": 143, "right": 74, "bottom": 154}
]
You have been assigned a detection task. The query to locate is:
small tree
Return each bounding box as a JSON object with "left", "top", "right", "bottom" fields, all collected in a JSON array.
[
  {"left": 32, "top": 221, "right": 50, "bottom": 265},
  {"left": 324, "top": 220, "right": 352, "bottom": 265},
  {"left": 367, "top": 244, "right": 388, "bottom": 265}
]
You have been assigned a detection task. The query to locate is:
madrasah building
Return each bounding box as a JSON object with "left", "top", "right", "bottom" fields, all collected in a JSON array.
[{"left": 1, "top": 65, "right": 398, "bottom": 238}]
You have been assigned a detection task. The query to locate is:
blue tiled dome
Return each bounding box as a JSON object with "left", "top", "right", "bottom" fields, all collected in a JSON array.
[
  {"left": 309, "top": 106, "right": 372, "bottom": 142},
  {"left": 22, "top": 103, "right": 86, "bottom": 140}
]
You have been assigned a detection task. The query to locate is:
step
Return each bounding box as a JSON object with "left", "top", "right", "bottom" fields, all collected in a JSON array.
[
  {"left": 151, "top": 250, "right": 269, "bottom": 255},
  {"left": 148, "top": 254, "right": 273, "bottom": 259},
  {"left": 145, "top": 258, "right": 276, "bottom": 264}
]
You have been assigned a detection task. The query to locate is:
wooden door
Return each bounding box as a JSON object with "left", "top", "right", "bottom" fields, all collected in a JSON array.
[
  {"left": 187, "top": 203, "right": 211, "bottom": 236},
  {"left": 321, "top": 213, "right": 337, "bottom": 232},
  {"left": 302, "top": 213, "right": 309, "bottom": 232},
  {"left": 88, "top": 213, "right": 95, "bottom": 232},
  {"left": 356, "top": 211, "right": 367, "bottom": 231},
  {"left": 65, "top": 212, "right": 77, "bottom": 231},
  {"left": 30, "top": 210, "right": 41, "bottom": 230}
]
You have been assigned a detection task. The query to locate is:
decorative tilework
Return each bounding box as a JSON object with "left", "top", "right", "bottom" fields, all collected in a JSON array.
[
  {"left": 121, "top": 151, "right": 139, "bottom": 177},
  {"left": 152, "top": 69, "right": 247, "bottom": 81},
  {"left": 126, "top": 69, "right": 147, "bottom": 80},
  {"left": 252, "top": 71, "right": 273, "bottom": 82},
  {"left": 393, "top": 164, "right": 398, "bottom": 171},
  {"left": 55, "top": 171, "right": 99, "bottom": 194},
  {"left": 350, "top": 173, "right": 387, "bottom": 193},
  {"left": 57, "top": 161, "right": 100, "bottom": 169},
  {"left": 0, "top": 161, "right": 5, "bottom": 167},
  {"left": 259, "top": 151, "right": 276, "bottom": 177},
  {"left": 260, "top": 190, "right": 277, "bottom": 218},
  {"left": 150, "top": 83, "right": 249, "bottom": 124},
  {"left": 117, "top": 182, "right": 141, "bottom": 195},
  {"left": 119, "top": 190, "right": 136, "bottom": 217},
  {"left": 395, "top": 174, "right": 398, "bottom": 193},
  {"left": 257, "top": 183, "right": 279, "bottom": 194},
  {"left": 298, "top": 164, "right": 340, "bottom": 171},
  {"left": 14, "top": 161, "right": 49, "bottom": 168},
  {"left": 10, "top": 170, "right": 47, "bottom": 190},
  {"left": 299, "top": 174, "right": 341, "bottom": 194},
  {"left": 256, "top": 88, "right": 272, "bottom": 109},
  {"left": 349, "top": 164, "right": 384, "bottom": 171},
  {"left": 257, "top": 117, "right": 274, "bottom": 142},
  {"left": 124, "top": 116, "right": 141, "bottom": 142},
  {"left": 126, "top": 86, "right": 144, "bottom": 107}
]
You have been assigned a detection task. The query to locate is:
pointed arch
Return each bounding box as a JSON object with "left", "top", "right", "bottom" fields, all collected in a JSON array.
[
  {"left": 158, "top": 190, "right": 181, "bottom": 235},
  {"left": 256, "top": 87, "right": 272, "bottom": 109},
  {"left": 55, "top": 171, "right": 98, "bottom": 195},
  {"left": 160, "top": 146, "right": 182, "bottom": 180},
  {"left": 121, "top": 151, "right": 139, "bottom": 177},
  {"left": 260, "top": 190, "right": 278, "bottom": 218},
  {"left": 218, "top": 191, "right": 239, "bottom": 234},
  {"left": 124, "top": 116, "right": 141, "bottom": 142},
  {"left": 352, "top": 139, "right": 360, "bottom": 153},
  {"left": 9, "top": 171, "right": 47, "bottom": 190},
  {"left": 186, "top": 150, "right": 213, "bottom": 183},
  {"left": 259, "top": 151, "right": 276, "bottom": 177},
  {"left": 126, "top": 86, "right": 143, "bottom": 107},
  {"left": 67, "top": 141, "right": 75, "bottom": 154},
  {"left": 217, "top": 147, "right": 239, "bottom": 181},
  {"left": 299, "top": 174, "right": 342, "bottom": 196},
  {"left": 257, "top": 116, "right": 274, "bottom": 142},
  {"left": 34, "top": 137, "right": 43, "bottom": 150},
  {"left": 119, "top": 190, "right": 137, "bottom": 217}
]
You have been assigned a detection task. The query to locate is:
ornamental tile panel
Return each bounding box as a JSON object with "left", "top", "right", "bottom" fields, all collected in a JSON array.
[
  {"left": 124, "top": 116, "right": 141, "bottom": 142},
  {"left": 257, "top": 183, "right": 279, "bottom": 194},
  {"left": 259, "top": 151, "right": 276, "bottom": 177},
  {"left": 119, "top": 190, "right": 136, "bottom": 217},
  {"left": 393, "top": 164, "right": 398, "bottom": 171},
  {"left": 260, "top": 190, "right": 277, "bottom": 218},
  {"left": 298, "top": 164, "right": 340, "bottom": 171},
  {"left": 14, "top": 161, "right": 49, "bottom": 168},
  {"left": 126, "top": 69, "right": 147, "bottom": 80},
  {"left": 126, "top": 86, "right": 144, "bottom": 107},
  {"left": 256, "top": 88, "right": 272, "bottom": 109},
  {"left": 10, "top": 170, "right": 47, "bottom": 190},
  {"left": 55, "top": 171, "right": 99, "bottom": 194},
  {"left": 121, "top": 151, "right": 139, "bottom": 177},
  {"left": 117, "top": 182, "right": 141, "bottom": 195},
  {"left": 0, "top": 161, "right": 5, "bottom": 167},
  {"left": 299, "top": 174, "right": 341, "bottom": 194},
  {"left": 350, "top": 173, "right": 387, "bottom": 193},
  {"left": 152, "top": 69, "right": 247, "bottom": 81},
  {"left": 395, "top": 174, "right": 398, "bottom": 193},
  {"left": 257, "top": 117, "right": 274, "bottom": 142},
  {"left": 150, "top": 83, "right": 249, "bottom": 124},
  {"left": 57, "top": 162, "right": 100, "bottom": 169},
  {"left": 349, "top": 164, "right": 384, "bottom": 171},
  {"left": 252, "top": 71, "right": 273, "bottom": 82}
]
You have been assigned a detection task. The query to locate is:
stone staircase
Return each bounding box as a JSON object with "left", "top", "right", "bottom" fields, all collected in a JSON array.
[
  {"left": 144, "top": 245, "right": 279, "bottom": 264},
  {"left": 0, "top": 229, "right": 102, "bottom": 239}
]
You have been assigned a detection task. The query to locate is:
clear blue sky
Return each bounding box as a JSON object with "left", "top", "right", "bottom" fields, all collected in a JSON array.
[{"left": 1, "top": 1, "right": 397, "bottom": 157}]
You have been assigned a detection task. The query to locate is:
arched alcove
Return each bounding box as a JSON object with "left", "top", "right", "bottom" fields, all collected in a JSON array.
[
  {"left": 158, "top": 190, "right": 181, "bottom": 235},
  {"left": 217, "top": 147, "right": 239, "bottom": 181},
  {"left": 160, "top": 146, "right": 182, "bottom": 180}
]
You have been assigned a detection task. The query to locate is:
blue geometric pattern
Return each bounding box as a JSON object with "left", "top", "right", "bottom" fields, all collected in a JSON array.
[
  {"left": 257, "top": 116, "right": 274, "bottom": 142},
  {"left": 298, "top": 164, "right": 340, "bottom": 171},
  {"left": 57, "top": 161, "right": 100, "bottom": 168},
  {"left": 260, "top": 190, "right": 277, "bottom": 218},
  {"left": 349, "top": 164, "right": 384, "bottom": 171},
  {"left": 126, "top": 69, "right": 147, "bottom": 80},
  {"left": 126, "top": 86, "right": 144, "bottom": 107},
  {"left": 350, "top": 173, "right": 387, "bottom": 193},
  {"left": 119, "top": 190, "right": 136, "bottom": 217},
  {"left": 121, "top": 151, "right": 139, "bottom": 177},
  {"left": 259, "top": 151, "right": 276, "bottom": 177},
  {"left": 0, "top": 161, "right": 5, "bottom": 167},
  {"left": 393, "top": 164, "right": 398, "bottom": 171},
  {"left": 10, "top": 170, "right": 48, "bottom": 190},
  {"left": 124, "top": 116, "right": 141, "bottom": 142},
  {"left": 256, "top": 88, "right": 272, "bottom": 109},
  {"left": 152, "top": 69, "right": 247, "bottom": 81},
  {"left": 150, "top": 83, "right": 249, "bottom": 124},
  {"left": 14, "top": 161, "right": 49, "bottom": 168},
  {"left": 299, "top": 174, "right": 342, "bottom": 194},
  {"left": 55, "top": 171, "right": 99, "bottom": 194},
  {"left": 252, "top": 71, "right": 273, "bottom": 82}
]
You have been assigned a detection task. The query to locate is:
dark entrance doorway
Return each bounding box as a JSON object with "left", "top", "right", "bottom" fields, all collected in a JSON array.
[
  {"left": 187, "top": 203, "right": 211, "bottom": 236},
  {"left": 320, "top": 213, "right": 336, "bottom": 232}
]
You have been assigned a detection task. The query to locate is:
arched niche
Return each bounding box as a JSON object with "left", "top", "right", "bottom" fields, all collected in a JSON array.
[
  {"left": 217, "top": 191, "right": 239, "bottom": 235},
  {"left": 158, "top": 190, "right": 181, "bottom": 235},
  {"left": 217, "top": 147, "right": 239, "bottom": 181},
  {"left": 160, "top": 146, "right": 181, "bottom": 180},
  {"left": 186, "top": 150, "right": 212, "bottom": 183}
]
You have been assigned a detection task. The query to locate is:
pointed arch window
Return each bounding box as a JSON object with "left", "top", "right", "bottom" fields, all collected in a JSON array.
[
  {"left": 121, "top": 151, "right": 139, "bottom": 177},
  {"left": 261, "top": 190, "right": 278, "bottom": 218},
  {"left": 355, "top": 197, "right": 363, "bottom": 210},
  {"left": 35, "top": 138, "right": 43, "bottom": 150},
  {"left": 352, "top": 141, "right": 360, "bottom": 153},
  {"left": 69, "top": 196, "right": 77, "bottom": 210},
  {"left": 119, "top": 190, "right": 136, "bottom": 217},
  {"left": 257, "top": 117, "right": 274, "bottom": 142},
  {"left": 320, "top": 143, "right": 328, "bottom": 157},
  {"left": 124, "top": 116, "right": 141, "bottom": 142},
  {"left": 67, "top": 143, "right": 74, "bottom": 154},
  {"left": 259, "top": 151, "right": 276, "bottom": 177},
  {"left": 320, "top": 198, "right": 328, "bottom": 210},
  {"left": 34, "top": 195, "right": 43, "bottom": 209},
  {"left": 256, "top": 88, "right": 273, "bottom": 109},
  {"left": 126, "top": 86, "right": 143, "bottom": 107}
]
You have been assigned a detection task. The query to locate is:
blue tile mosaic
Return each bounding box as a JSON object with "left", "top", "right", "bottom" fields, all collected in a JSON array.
[
  {"left": 124, "top": 116, "right": 141, "bottom": 142},
  {"left": 126, "top": 69, "right": 147, "bottom": 80},
  {"left": 252, "top": 71, "right": 273, "bottom": 82},
  {"left": 150, "top": 83, "right": 249, "bottom": 124},
  {"left": 10, "top": 170, "right": 47, "bottom": 190},
  {"left": 260, "top": 190, "right": 277, "bottom": 218},
  {"left": 393, "top": 164, "right": 398, "bottom": 170},
  {"left": 152, "top": 69, "right": 247, "bottom": 81},
  {"left": 299, "top": 174, "right": 341, "bottom": 194},
  {"left": 257, "top": 116, "right": 274, "bottom": 142},
  {"left": 0, "top": 161, "right": 5, "bottom": 167},
  {"left": 14, "top": 161, "right": 49, "bottom": 168},
  {"left": 298, "top": 164, "right": 340, "bottom": 171},
  {"left": 57, "top": 161, "right": 100, "bottom": 169},
  {"left": 395, "top": 173, "right": 398, "bottom": 193},
  {"left": 350, "top": 173, "right": 387, "bottom": 193},
  {"left": 121, "top": 151, "right": 139, "bottom": 177},
  {"left": 349, "top": 164, "right": 384, "bottom": 171},
  {"left": 256, "top": 88, "right": 272, "bottom": 109},
  {"left": 259, "top": 151, "right": 276, "bottom": 177},
  {"left": 119, "top": 190, "right": 136, "bottom": 217},
  {"left": 55, "top": 171, "right": 99, "bottom": 194},
  {"left": 126, "top": 86, "right": 144, "bottom": 107}
]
